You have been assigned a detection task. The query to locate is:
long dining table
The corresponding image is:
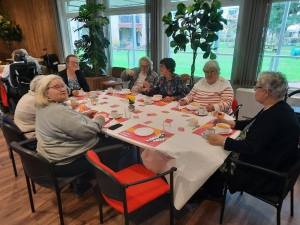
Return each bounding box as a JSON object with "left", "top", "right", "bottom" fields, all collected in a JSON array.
[{"left": 74, "top": 91, "right": 240, "bottom": 210}]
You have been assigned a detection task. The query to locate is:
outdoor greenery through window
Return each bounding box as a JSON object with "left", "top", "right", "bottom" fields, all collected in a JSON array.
[
  {"left": 168, "top": 6, "right": 239, "bottom": 80},
  {"left": 261, "top": 1, "right": 300, "bottom": 87}
]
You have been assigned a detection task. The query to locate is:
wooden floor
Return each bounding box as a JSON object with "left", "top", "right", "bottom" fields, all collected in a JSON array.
[{"left": 0, "top": 129, "right": 300, "bottom": 225}]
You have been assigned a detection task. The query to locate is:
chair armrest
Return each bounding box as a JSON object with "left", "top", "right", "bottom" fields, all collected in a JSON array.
[
  {"left": 123, "top": 167, "right": 177, "bottom": 188},
  {"left": 22, "top": 130, "right": 35, "bottom": 134},
  {"left": 230, "top": 157, "right": 287, "bottom": 177},
  {"left": 16, "top": 138, "right": 37, "bottom": 146}
]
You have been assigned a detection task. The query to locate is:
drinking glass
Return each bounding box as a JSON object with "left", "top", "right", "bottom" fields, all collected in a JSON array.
[{"left": 162, "top": 122, "right": 171, "bottom": 135}]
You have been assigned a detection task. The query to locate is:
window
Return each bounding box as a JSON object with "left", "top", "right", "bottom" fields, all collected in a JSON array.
[
  {"left": 110, "top": 14, "right": 147, "bottom": 68},
  {"left": 261, "top": 1, "right": 300, "bottom": 87},
  {"left": 168, "top": 6, "right": 239, "bottom": 80},
  {"left": 65, "top": 0, "right": 85, "bottom": 13},
  {"left": 108, "top": 0, "right": 145, "bottom": 8}
]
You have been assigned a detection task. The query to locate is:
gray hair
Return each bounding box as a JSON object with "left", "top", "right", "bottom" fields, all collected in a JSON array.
[
  {"left": 203, "top": 60, "right": 221, "bottom": 75},
  {"left": 257, "top": 71, "right": 288, "bottom": 99},
  {"left": 20, "top": 49, "right": 29, "bottom": 55},
  {"left": 30, "top": 75, "right": 45, "bottom": 92},
  {"left": 35, "top": 75, "right": 64, "bottom": 108},
  {"left": 139, "top": 56, "right": 153, "bottom": 70}
]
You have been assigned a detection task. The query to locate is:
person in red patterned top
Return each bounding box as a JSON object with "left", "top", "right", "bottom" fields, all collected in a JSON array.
[{"left": 178, "top": 60, "right": 234, "bottom": 114}]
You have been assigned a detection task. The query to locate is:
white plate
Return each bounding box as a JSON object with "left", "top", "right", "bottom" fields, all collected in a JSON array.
[
  {"left": 196, "top": 111, "right": 208, "bottom": 116},
  {"left": 186, "top": 105, "right": 198, "bottom": 110},
  {"left": 134, "top": 127, "right": 154, "bottom": 136},
  {"left": 120, "top": 91, "right": 131, "bottom": 95},
  {"left": 144, "top": 101, "right": 154, "bottom": 105},
  {"left": 216, "top": 128, "right": 232, "bottom": 134},
  {"left": 152, "top": 97, "right": 162, "bottom": 101},
  {"left": 108, "top": 115, "right": 121, "bottom": 119},
  {"left": 77, "top": 92, "right": 86, "bottom": 96}
]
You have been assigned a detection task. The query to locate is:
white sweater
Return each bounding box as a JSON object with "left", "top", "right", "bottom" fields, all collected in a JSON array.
[{"left": 36, "top": 103, "right": 104, "bottom": 164}]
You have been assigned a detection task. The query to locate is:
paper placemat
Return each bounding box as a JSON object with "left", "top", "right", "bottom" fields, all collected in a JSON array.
[
  {"left": 96, "top": 111, "right": 127, "bottom": 127},
  {"left": 75, "top": 103, "right": 91, "bottom": 113},
  {"left": 192, "top": 121, "right": 237, "bottom": 137},
  {"left": 118, "top": 124, "right": 174, "bottom": 147},
  {"left": 171, "top": 106, "right": 197, "bottom": 115}
]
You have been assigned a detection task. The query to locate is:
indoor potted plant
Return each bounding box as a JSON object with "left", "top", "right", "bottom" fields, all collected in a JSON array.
[
  {"left": 72, "top": 3, "right": 110, "bottom": 90},
  {"left": 0, "top": 13, "right": 22, "bottom": 56},
  {"left": 162, "top": 0, "right": 227, "bottom": 88}
]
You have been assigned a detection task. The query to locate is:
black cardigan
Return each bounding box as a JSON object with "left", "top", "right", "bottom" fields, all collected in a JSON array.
[
  {"left": 58, "top": 69, "right": 90, "bottom": 93},
  {"left": 225, "top": 101, "right": 300, "bottom": 195}
]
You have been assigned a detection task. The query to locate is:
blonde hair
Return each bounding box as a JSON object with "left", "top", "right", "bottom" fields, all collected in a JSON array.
[{"left": 35, "top": 75, "right": 64, "bottom": 108}]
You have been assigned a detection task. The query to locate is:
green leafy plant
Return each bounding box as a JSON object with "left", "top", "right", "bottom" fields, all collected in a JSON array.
[
  {"left": 0, "top": 13, "right": 22, "bottom": 54},
  {"left": 72, "top": 3, "right": 110, "bottom": 77},
  {"left": 162, "top": 0, "right": 227, "bottom": 88}
]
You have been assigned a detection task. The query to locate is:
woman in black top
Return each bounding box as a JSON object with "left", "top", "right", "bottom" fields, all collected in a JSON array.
[{"left": 58, "top": 55, "right": 90, "bottom": 96}]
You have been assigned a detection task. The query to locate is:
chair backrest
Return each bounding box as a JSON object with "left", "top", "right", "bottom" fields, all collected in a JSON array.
[
  {"left": 230, "top": 97, "right": 242, "bottom": 119},
  {"left": 285, "top": 150, "right": 300, "bottom": 196},
  {"left": 284, "top": 89, "right": 300, "bottom": 101},
  {"left": 42, "top": 54, "right": 59, "bottom": 73},
  {"left": 10, "top": 141, "right": 56, "bottom": 189},
  {"left": 86, "top": 150, "right": 123, "bottom": 201},
  {"left": 9, "top": 62, "right": 37, "bottom": 88},
  {"left": 1, "top": 114, "right": 26, "bottom": 145},
  {"left": 112, "top": 67, "right": 126, "bottom": 79}
]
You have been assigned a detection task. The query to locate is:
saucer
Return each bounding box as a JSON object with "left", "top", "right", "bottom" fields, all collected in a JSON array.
[
  {"left": 216, "top": 128, "right": 232, "bottom": 134},
  {"left": 152, "top": 98, "right": 162, "bottom": 102},
  {"left": 186, "top": 105, "right": 198, "bottom": 110},
  {"left": 144, "top": 101, "right": 154, "bottom": 105},
  {"left": 120, "top": 91, "right": 131, "bottom": 95},
  {"left": 108, "top": 115, "right": 121, "bottom": 119},
  {"left": 196, "top": 111, "right": 208, "bottom": 116}
]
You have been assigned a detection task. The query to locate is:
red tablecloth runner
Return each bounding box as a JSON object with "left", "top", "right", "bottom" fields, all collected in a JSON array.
[
  {"left": 118, "top": 124, "right": 174, "bottom": 147},
  {"left": 192, "top": 121, "right": 237, "bottom": 137}
]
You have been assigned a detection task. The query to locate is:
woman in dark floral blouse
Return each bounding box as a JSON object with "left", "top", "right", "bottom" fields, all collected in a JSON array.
[{"left": 143, "top": 58, "right": 189, "bottom": 102}]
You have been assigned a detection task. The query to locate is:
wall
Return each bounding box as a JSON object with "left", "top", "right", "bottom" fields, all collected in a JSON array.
[{"left": 0, "top": 0, "right": 59, "bottom": 61}]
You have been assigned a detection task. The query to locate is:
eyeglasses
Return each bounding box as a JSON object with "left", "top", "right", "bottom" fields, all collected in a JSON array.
[
  {"left": 254, "top": 86, "right": 262, "bottom": 91},
  {"left": 204, "top": 70, "right": 216, "bottom": 75},
  {"left": 68, "top": 61, "right": 79, "bottom": 65},
  {"left": 140, "top": 65, "right": 149, "bottom": 69},
  {"left": 48, "top": 84, "right": 67, "bottom": 91}
]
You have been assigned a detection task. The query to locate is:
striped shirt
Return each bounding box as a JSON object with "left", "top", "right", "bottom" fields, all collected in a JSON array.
[{"left": 183, "top": 77, "right": 234, "bottom": 114}]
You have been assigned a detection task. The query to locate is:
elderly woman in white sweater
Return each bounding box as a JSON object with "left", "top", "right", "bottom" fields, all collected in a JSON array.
[
  {"left": 34, "top": 75, "right": 109, "bottom": 197},
  {"left": 179, "top": 60, "right": 234, "bottom": 114}
]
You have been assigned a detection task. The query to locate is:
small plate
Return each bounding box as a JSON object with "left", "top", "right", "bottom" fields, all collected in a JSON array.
[
  {"left": 196, "top": 111, "right": 208, "bottom": 116},
  {"left": 152, "top": 98, "right": 162, "bottom": 102},
  {"left": 144, "top": 101, "right": 154, "bottom": 105},
  {"left": 186, "top": 105, "right": 198, "bottom": 110},
  {"left": 120, "top": 91, "right": 131, "bottom": 95},
  {"left": 216, "top": 128, "right": 232, "bottom": 134},
  {"left": 108, "top": 115, "right": 121, "bottom": 119},
  {"left": 134, "top": 127, "right": 154, "bottom": 136}
]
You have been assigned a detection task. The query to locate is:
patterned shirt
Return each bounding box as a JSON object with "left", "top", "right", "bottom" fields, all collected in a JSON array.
[
  {"left": 148, "top": 74, "right": 189, "bottom": 99},
  {"left": 68, "top": 76, "right": 81, "bottom": 90}
]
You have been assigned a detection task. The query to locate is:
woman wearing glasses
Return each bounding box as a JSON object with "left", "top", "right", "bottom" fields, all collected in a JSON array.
[
  {"left": 121, "top": 56, "right": 158, "bottom": 93},
  {"left": 34, "top": 75, "right": 110, "bottom": 197},
  {"left": 178, "top": 60, "right": 234, "bottom": 114},
  {"left": 58, "top": 54, "right": 90, "bottom": 96}
]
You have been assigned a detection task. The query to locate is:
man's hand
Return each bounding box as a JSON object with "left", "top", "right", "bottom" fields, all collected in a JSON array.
[{"left": 126, "top": 70, "right": 135, "bottom": 76}]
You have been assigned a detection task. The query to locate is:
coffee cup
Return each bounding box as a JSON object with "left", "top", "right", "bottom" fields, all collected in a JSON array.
[
  {"left": 198, "top": 106, "right": 207, "bottom": 114},
  {"left": 122, "top": 88, "right": 130, "bottom": 94},
  {"left": 188, "top": 118, "right": 198, "bottom": 127},
  {"left": 216, "top": 123, "right": 230, "bottom": 133},
  {"left": 107, "top": 87, "right": 113, "bottom": 93},
  {"left": 78, "top": 89, "right": 84, "bottom": 96},
  {"left": 90, "top": 91, "right": 97, "bottom": 98},
  {"left": 91, "top": 98, "right": 98, "bottom": 105},
  {"left": 110, "top": 110, "right": 118, "bottom": 119}
]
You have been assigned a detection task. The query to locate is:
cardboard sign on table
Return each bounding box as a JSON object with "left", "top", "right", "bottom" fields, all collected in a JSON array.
[{"left": 192, "top": 120, "right": 237, "bottom": 137}]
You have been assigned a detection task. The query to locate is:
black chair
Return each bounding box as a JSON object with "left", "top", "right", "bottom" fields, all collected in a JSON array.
[
  {"left": 102, "top": 67, "right": 125, "bottom": 88},
  {"left": 284, "top": 89, "right": 300, "bottom": 117},
  {"left": 1, "top": 114, "right": 35, "bottom": 177},
  {"left": 42, "top": 52, "right": 59, "bottom": 74},
  {"left": 10, "top": 139, "right": 125, "bottom": 225},
  {"left": 220, "top": 152, "right": 300, "bottom": 225}
]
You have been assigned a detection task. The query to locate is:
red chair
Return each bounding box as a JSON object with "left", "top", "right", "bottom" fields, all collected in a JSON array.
[
  {"left": 86, "top": 150, "right": 177, "bottom": 225},
  {"left": 229, "top": 97, "right": 242, "bottom": 119}
]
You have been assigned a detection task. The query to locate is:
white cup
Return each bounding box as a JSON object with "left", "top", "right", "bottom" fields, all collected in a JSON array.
[
  {"left": 107, "top": 87, "right": 113, "bottom": 93},
  {"left": 91, "top": 98, "right": 98, "bottom": 105},
  {"left": 205, "top": 127, "right": 215, "bottom": 135},
  {"left": 111, "top": 110, "right": 118, "bottom": 119},
  {"left": 216, "top": 123, "right": 230, "bottom": 133},
  {"left": 90, "top": 91, "right": 97, "bottom": 98},
  {"left": 198, "top": 106, "right": 207, "bottom": 114}
]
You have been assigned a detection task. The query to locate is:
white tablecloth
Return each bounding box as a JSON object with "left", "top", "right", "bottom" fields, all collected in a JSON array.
[{"left": 83, "top": 92, "right": 239, "bottom": 209}]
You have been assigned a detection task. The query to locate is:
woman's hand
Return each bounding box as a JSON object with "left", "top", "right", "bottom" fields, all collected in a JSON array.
[
  {"left": 206, "top": 104, "right": 215, "bottom": 112},
  {"left": 178, "top": 99, "right": 187, "bottom": 106},
  {"left": 126, "top": 70, "right": 135, "bottom": 76},
  {"left": 213, "top": 118, "right": 236, "bottom": 128},
  {"left": 207, "top": 134, "right": 226, "bottom": 146},
  {"left": 94, "top": 114, "right": 106, "bottom": 120},
  {"left": 163, "top": 96, "right": 174, "bottom": 102},
  {"left": 72, "top": 90, "right": 79, "bottom": 96},
  {"left": 86, "top": 110, "right": 98, "bottom": 118}
]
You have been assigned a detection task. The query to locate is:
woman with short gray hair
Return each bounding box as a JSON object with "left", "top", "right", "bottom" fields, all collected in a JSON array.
[
  {"left": 14, "top": 75, "right": 45, "bottom": 138},
  {"left": 197, "top": 71, "right": 299, "bottom": 201}
]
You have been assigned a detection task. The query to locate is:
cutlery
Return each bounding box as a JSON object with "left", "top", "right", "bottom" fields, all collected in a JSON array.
[{"left": 192, "top": 125, "right": 200, "bottom": 130}]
